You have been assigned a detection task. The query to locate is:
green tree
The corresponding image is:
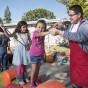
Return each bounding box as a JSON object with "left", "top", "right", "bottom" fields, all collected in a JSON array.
[
  {"left": 0, "top": 17, "right": 3, "bottom": 24},
  {"left": 22, "top": 8, "right": 56, "bottom": 21},
  {"left": 4, "top": 6, "right": 11, "bottom": 23},
  {"left": 56, "top": 0, "right": 88, "bottom": 18}
]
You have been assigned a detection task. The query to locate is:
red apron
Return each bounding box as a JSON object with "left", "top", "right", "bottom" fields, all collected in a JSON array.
[{"left": 70, "top": 41, "right": 88, "bottom": 87}]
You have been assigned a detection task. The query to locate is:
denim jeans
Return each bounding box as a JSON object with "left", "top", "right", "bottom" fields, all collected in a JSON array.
[
  {"left": 0, "top": 47, "right": 8, "bottom": 71},
  {"left": 30, "top": 56, "right": 44, "bottom": 64}
]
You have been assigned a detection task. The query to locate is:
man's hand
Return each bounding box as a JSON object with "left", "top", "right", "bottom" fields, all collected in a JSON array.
[
  {"left": 49, "top": 28, "right": 58, "bottom": 36},
  {"left": 53, "top": 22, "right": 64, "bottom": 28},
  {"left": 49, "top": 27, "right": 64, "bottom": 36}
]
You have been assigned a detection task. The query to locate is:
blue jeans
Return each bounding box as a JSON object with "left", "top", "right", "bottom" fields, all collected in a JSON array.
[
  {"left": 0, "top": 47, "right": 8, "bottom": 71},
  {"left": 30, "top": 56, "right": 44, "bottom": 64}
]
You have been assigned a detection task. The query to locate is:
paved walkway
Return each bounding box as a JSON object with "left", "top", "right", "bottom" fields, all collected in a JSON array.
[
  {"left": 38, "top": 62, "right": 71, "bottom": 88},
  {"left": 0, "top": 61, "right": 71, "bottom": 88}
]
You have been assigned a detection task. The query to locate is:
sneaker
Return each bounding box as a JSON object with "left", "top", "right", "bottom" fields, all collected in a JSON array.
[
  {"left": 35, "top": 81, "right": 40, "bottom": 86},
  {"left": 35, "top": 78, "right": 42, "bottom": 86},
  {"left": 30, "top": 82, "right": 36, "bottom": 88},
  {"left": 2, "top": 67, "right": 9, "bottom": 71},
  {"left": 16, "top": 75, "right": 25, "bottom": 86},
  {"left": 23, "top": 72, "right": 30, "bottom": 83}
]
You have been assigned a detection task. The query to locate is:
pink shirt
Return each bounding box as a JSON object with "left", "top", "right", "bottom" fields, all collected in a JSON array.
[{"left": 30, "top": 30, "right": 45, "bottom": 56}]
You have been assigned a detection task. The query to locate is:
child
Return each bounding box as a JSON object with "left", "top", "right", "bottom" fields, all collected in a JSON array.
[
  {"left": 29, "top": 20, "right": 49, "bottom": 88},
  {"left": 0, "top": 25, "right": 10, "bottom": 71},
  {"left": 2, "top": 21, "right": 31, "bottom": 85}
]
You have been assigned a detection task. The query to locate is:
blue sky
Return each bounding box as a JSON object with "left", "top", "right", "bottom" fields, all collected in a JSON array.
[{"left": 0, "top": 0, "right": 68, "bottom": 23}]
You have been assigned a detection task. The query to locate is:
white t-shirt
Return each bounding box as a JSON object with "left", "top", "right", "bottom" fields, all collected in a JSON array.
[{"left": 70, "top": 23, "right": 80, "bottom": 32}]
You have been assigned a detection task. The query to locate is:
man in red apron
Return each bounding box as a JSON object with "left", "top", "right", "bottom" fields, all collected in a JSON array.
[{"left": 49, "top": 5, "right": 88, "bottom": 88}]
